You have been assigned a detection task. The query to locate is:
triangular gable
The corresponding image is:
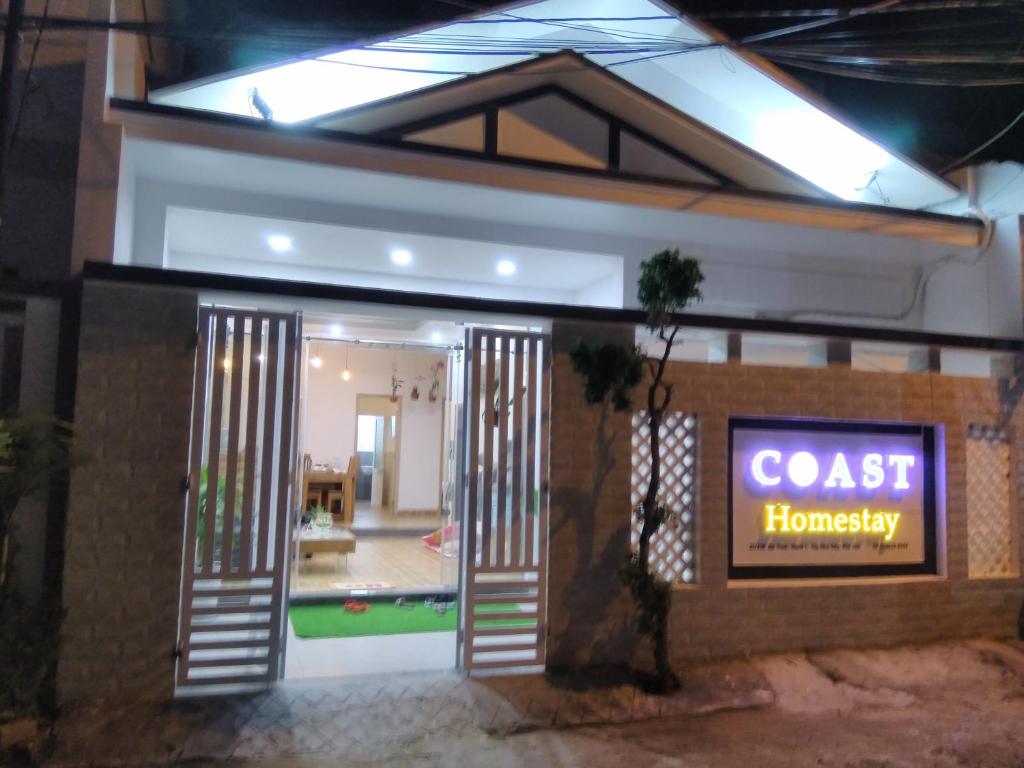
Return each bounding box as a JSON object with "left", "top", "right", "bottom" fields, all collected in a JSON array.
[
  {"left": 307, "top": 52, "right": 821, "bottom": 199},
  {"left": 148, "top": 0, "right": 959, "bottom": 210}
]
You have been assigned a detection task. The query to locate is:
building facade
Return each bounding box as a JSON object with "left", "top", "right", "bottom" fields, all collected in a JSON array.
[{"left": 2, "top": 0, "right": 1023, "bottom": 703}]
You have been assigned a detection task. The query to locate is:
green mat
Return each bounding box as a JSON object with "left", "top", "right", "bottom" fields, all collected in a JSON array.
[{"left": 289, "top": 601, "right": 533, "bottom": 639}]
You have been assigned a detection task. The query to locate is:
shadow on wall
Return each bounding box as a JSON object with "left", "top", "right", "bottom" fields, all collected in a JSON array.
[{"left": 548, "top": 403, "right": 636, "bottom": 672}]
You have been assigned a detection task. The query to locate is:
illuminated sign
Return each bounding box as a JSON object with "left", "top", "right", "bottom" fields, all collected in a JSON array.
[{"left": 729, "top": 417, "right": 938, "bottom": 579}]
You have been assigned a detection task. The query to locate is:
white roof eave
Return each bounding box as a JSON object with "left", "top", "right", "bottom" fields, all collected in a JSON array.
[{"left": 148, "top": 0, "right": 960, "bottom": 211}]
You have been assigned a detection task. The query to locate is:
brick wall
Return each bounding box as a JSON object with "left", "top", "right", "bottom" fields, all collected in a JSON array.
[
  {"left": 547, "top": 355, "right": 1024, "bottom": 667},
  {"left": 58, "top": 281, "right": 197, "bottom": 703},
  {"left": 546, "top": 322, "right": 636, "bottom": 669},
  {"left": 664, "top": 362, "right": 1024, "bottom": 662}
]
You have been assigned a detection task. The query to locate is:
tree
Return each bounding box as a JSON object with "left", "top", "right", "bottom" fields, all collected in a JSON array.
[
  {"left": 571, "top": 249, "right": 704, "bottom": 691},
  {"left": 0, "top": 414, "right": 76, "bottom": 718}
]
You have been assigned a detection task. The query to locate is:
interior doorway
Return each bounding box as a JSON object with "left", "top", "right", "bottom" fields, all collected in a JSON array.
[{"left": 354, "top": 394, "right": 400, "bottom": 518}]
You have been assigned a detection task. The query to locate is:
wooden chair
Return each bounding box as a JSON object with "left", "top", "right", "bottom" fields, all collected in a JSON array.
[{"left": 326, "top": 489, "right": 345, "bottom": 518}]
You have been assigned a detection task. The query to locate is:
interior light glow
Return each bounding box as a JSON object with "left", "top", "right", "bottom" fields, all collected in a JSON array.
[
  {"left": 752, "top": 109, "right": 890, "bottom": 201},
  {"left": 266, "top": 234, "right": 293, "bottom": 253},
  {"left": 310, "top": 355, "right": 323, "bottom": 369},
  {"left": 390, "top": 248, "right": 413, "bottom": 266},
  {"left": 341, "top": 369, "right": 351, "bottom": 381},
  {"left": 430, "top": 331, "right": 443, "bottom": 343},
  {"left": 329, "top": 324, "right": 342, "bottom": 337},
  {"left": 496, "top": 259, "right": 517, "bottom": 276}
]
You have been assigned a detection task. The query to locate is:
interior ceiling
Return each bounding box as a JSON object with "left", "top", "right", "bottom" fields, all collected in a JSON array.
[
  {"left": 165, "top": 207, "right": 622, "bottom": 291},
  {"left": 149, "top": 0, "right": 959, "bottom": 210}
]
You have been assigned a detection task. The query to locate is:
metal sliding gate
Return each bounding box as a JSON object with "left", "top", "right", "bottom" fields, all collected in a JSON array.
[
  {"left": 176, "top": 307, "right": 301, "bottom": 690},
  {"left": 460, "top": 328, "right": 551, "bottom": 673}
]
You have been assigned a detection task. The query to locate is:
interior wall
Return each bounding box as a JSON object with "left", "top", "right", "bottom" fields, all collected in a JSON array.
[{"left": 302, "top": 343, "right": 445, "bottom": 512}]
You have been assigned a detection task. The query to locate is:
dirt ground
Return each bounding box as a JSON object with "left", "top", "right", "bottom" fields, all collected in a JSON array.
[{"left": 47, "top": 639, "right": 1024, "bottom": 768}]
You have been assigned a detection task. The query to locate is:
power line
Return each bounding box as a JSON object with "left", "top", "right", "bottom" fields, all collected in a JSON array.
[
  {"left": 739, "top": 0, "right": 903, "bottom": 45},
  {"left": 9, "top": 0, "right": 48, "bottom": 153},
  {"left": 940, "top": 105, "right": 1024, "bottom": 172}
]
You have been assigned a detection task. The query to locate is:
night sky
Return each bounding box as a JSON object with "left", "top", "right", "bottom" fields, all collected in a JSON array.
[{"left": 156, "top": 0, "right": 1024, "bottom": 171}]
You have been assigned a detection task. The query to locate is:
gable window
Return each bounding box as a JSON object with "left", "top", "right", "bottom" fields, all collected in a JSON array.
[
  {"left": 394, "top": 87, "right": 725, "bottom": 189},
  {"left": 497, "top": 94, "right": 607, "bottom": 169}
]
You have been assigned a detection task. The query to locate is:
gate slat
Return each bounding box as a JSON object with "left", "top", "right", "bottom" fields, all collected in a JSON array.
[
  {"left": 524, "top": 337, "right": 537, "bottom": 570},
  {"left": 496, "top": 334, "right": 510, "bottom": 568},
  {"left": 535, "top": 337, "right": 551, "bottom": 663},
  {"left": 220, "top": 314, "right": 247, "bottom": 573},
  {"left": 177, "top": 309, "right": 212, "bottom": 688},
  {"left": 256, "top": 318, "right": 280, "bottom": 573},
  {"left": 510, "top": 335, "right": 524, "bottom": 568},
  {"left": 461, "top": 334, "right": 482, "bottom": 668},
  {"left": 238, "top": 315, "right": 264, "bottom": 574},
  {"left": 268, "top": 315, "right": 299, "bottom": 680},
  {"left": 481, "top": 333, "right": 495, "bottom": 569},
  {"left": 201, "top": 312, "right": 228, "bottom": 575}
]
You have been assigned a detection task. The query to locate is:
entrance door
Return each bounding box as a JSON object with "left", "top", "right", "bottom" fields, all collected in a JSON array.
[
  {"left": 459, "top": 328, "right": 550, "bottom": 673},
  {"left": 176, "top": 307, "right": 301, "bottom": 690}
]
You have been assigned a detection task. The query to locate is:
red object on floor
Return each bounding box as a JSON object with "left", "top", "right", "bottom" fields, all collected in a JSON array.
[{"left": 344, "top": 599, "right": 370, "bottom": 613}]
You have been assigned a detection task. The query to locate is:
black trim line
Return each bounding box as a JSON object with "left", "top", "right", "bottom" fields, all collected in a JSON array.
[
  {"left": 372, "top": 83, "right": 732, "bottom": 187},
  {"left": 81, "top": 262, "right": 1023, "bottom": 353},
  {"left": 108, "top": 97, "right": 984, "bottom": 232}
]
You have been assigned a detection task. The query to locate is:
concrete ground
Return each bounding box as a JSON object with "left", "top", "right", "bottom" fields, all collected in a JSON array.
[{"left": 48, "top": 639, "right": 1024, "bottom": 767}]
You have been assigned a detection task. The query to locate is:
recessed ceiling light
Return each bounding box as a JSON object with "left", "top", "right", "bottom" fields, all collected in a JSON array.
[
  {"left": 390, "top": 248, "right": 413, "bottom": 266},
  {"left": 496, "top": 259, "right": 517, "bottom": 276},
  {"left": 329, "top": 324, "right": 342, "bottom": 337},
  {"left": 430, "top": 331, "right": 443, "bottom": 343},
  {"left": 267, "top": 234, "right": 293, "bottom": 253}
]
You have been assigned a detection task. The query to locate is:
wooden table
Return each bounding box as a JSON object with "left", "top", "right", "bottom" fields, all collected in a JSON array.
[{"left": 297, "top": 527, "right": 357, "bottom": 572}]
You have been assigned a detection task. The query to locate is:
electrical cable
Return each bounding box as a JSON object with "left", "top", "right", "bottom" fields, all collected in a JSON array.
[
  {"left": 9, "top": 0, "right": 47, "bottom": 154},
  {"left": 940, "top": 105, "right": 1024, "bottom": 171}
]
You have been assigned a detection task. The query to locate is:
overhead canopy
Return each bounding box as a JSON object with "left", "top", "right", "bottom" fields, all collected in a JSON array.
[{"left": 149, "top": 0, "right": 959, "bottom": 210}]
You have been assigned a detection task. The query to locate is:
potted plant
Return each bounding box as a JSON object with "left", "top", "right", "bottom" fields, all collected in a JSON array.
[
  {"left": 390, "top": 374, "right": 403, "bottom": 403},
  {"left": 0, "top": 414, "right": 80, "bottom": 755}
]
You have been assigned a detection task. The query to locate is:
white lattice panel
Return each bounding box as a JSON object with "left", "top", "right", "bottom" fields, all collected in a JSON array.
[
  {"left": 966, "top": 427, "right": 1016, "bottom": 579},
  {"left": 630, "top": 412, "right": 698, "bottom": 584}
]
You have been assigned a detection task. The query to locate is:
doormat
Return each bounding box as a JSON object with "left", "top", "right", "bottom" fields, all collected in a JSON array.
[{"left": 288, "top": 601, "right": 530, "bottom": 639}]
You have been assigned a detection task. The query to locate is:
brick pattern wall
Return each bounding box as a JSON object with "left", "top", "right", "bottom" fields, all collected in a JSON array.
[
  {"left": 548, "top": 353, "right": 1024, "bottom": 667},
  {"left": 546, "top": 322, "right": 636, "bottom": 669},
  {"left": 59, "top": 282, "right": 198, "bottom": 703},
  {"left": 666, "top": 362, "right": 1024, "bottom": 661}
]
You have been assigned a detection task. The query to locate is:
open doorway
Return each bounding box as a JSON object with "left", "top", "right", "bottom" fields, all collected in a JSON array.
[
  {"left": 354, "top": 395, "right": 400, "bottom": 521},
  {"left": 286, "top": 322, "right": 463, "bottom": 678}
]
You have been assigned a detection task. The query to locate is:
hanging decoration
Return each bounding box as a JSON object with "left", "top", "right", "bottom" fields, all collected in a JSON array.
[
  {"left": 341, "top": 343, "right": 352, "bottom": 381},
  {"left": 428, "top": 359, "right": 445, "bottom": 403}
]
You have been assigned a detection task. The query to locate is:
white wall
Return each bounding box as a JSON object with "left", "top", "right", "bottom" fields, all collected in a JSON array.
[
  {"left": 120, "top": 141, "right": 996, "bottom": 336},
  {"left": 923, "top": 163, "right": 1024, "bottom": 337},
  {"left": 302, "top": 343, "right": 446, "bottom": 512}
]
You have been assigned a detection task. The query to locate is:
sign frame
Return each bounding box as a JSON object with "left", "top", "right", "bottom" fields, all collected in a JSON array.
[{"left": 727, "top": 416, "right": 939, "bottom": 580}]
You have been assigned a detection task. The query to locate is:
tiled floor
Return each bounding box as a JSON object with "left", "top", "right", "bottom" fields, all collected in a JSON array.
[
  {"left": 283, "top": 619, "right": 457, "bottom": 679},
  {"left": 292, "top": 535, "right": 456, "bottom": 593},
  {"left": 353, "top": 503, "right": 443, "bottom": 531}
]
